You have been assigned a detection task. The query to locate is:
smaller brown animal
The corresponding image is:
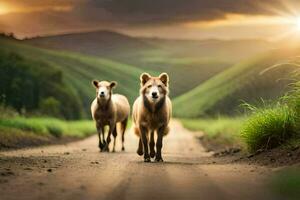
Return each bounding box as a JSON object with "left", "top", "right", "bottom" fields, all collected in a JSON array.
[
  {"left": 132, "top": 72, "right": 172, "bottom": 162},
  {"left": 91, "top": 80, "right": 130, "bottom": 152}
]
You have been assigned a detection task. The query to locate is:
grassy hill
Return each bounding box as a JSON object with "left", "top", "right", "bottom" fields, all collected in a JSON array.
[
  {"left": 24, "top": 31, "right": 276, "bottom": 97},
  {"left": 173, "top": 48, "right": 300, "bottom": 118},
  {"left": 142, "top": 38, "right": 274, "bottom": 63},
  {"left": 25, "top": 30, "right": 155, "bottom": 60},
  {"left": 0, "top": 36, "right": 145, "bottom": 118},
  {"left": 25, "top": 31, "right": 274, "bottom": 64}
]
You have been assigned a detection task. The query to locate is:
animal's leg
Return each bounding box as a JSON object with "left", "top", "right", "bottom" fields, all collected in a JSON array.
[
  {"left": 155, "top": 126, "right": 165, "bottom": 162},
  {"left": 96, "top": 124, "right": 104, "bottom": 151},
  {"left": 101, "top": 126, "right": 106, "bottom": 147},
  {"left": 140, "top": 126, "right": 150, "bottom": 162},
  {"left": 149, "top": 131, "right": 155, "bottom": 158},
  {"left": 112, "top": 126, "right": 117, "bottom": 152},
  {"left": 137, "top": 138, "right": 143, "bottom": 156},
  {"left": 104, "top": 124, "right": 115, "bottom": 152},
  {"left": 121, "top": 118, "right": 128, "bottom": 151}
]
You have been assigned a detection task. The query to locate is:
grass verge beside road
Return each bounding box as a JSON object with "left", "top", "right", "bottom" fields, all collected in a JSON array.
[
  {"left": 0, "top": 117, "right": 95, "bottom": 150},
  {"left": 180, "top": 117, "right": 245, "bottom": 150}
]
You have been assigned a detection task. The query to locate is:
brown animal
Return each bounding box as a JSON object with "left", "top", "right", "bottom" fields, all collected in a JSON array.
[
  {"left": 132, "top": 72, "right": 172, "bottom": 162},
  {"left": 91, "top": 80, "right": 130, "bottom": 152}
]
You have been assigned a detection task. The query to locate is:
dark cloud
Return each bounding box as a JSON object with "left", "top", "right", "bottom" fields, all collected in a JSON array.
[
  {"left": 0, "top": 0, "right": 296, "bottom": 38},
  {"left": 80, "top": 0, "right": 285, "bottom": 25}
]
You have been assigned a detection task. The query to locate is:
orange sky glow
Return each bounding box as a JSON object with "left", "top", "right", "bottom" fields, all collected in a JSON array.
[{"left": 1, "top": 0, "right": 300, "bottom": 40}]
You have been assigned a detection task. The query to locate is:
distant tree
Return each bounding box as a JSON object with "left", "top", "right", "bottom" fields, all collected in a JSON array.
[
  {"left": 39, "top": 97, "right": 61, "bottom": 118},
  {"left": 0, "top": 50, "right": 83, "bottom": 119}
]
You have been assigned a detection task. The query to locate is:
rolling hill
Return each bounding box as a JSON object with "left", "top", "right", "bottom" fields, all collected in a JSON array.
[
  {"left": 25, "top": 30, "right": 155, "bottom": 60},
  {"left": 0, "top": 36, "right": 145, "bottom": 118},
  {"left": 24, "top": 30, "right": 276, "bottom": 97},
  {"left": 4, "top": 31, "right": 292, "bottom": 119},
  {"left": 25, "top": 30, "right": 275, "bottom": 64},
  {"left": 173, "top": 48, "right": 300, "bottom": 118}
]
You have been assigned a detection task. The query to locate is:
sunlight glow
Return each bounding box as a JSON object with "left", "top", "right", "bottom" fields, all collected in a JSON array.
[
  {"left": 184, "top": 14, "right": 293, "bottom": 28},
  {"left": 0, "top": 3, "right": 73, "bottom": 15},
  {"left": 295, "top": 17, "right": 300, "bottom": 30},
  {"left": 0, "top": 3, "right": 10, "bottom": 15}
]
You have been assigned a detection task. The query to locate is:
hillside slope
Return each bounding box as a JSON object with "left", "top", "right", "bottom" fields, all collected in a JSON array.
[
  {"left": 173, "top": 48, "right": 300, "bottom": 118},
  {"left": 25, "top": 30, "right": 155, "bottom": 60},
  {"left": 0, "top": 37, "right": 145, "bottom": 117},
  {"left": 0, "top": 48, "right": 82, "bottom": 119},
  {"left": 24, "top": 31, "right": 276, "bottom": 97},
  {"left": 25, "top": 31, "right": 274, "bottom": 63}
]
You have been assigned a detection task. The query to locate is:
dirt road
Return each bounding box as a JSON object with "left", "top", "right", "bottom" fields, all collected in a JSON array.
[{"left": 0, "top": 120, "right": 278, "bottom": 200}]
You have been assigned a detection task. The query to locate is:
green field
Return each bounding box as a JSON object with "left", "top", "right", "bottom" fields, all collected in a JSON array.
[{"left": 173, "top": 48, "right": 300, "bottom": 118}]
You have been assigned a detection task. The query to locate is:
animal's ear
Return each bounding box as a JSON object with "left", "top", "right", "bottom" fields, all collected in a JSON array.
[
  {"left": 159, "top": 73, "right": 169, "bottom": 87},
  {"left": 92, "top": 80, "right": 99, "bottom": 88},
  {"left": 110, "top": 81, "right": 117, "bottom": 89},
  {"left": 140, "top": 73, "right": 151, "bottom": 86}
]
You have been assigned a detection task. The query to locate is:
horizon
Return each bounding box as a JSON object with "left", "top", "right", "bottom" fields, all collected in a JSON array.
[{"left": 1, "top": 29, "right": 276, "bottom": 42}]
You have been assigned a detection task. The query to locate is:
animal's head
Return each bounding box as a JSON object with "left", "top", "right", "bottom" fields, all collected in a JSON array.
[
  {"left": 140, "top": 72, "right": 169, "bottom": 104},
  {"left": 92, "top": 80, "right": 117, "bottom": 102}
]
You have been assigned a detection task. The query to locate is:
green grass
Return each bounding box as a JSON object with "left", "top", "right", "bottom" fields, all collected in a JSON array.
[
  {"left": 238, "top": 59, "right": 300, "bottom": 152},
  {"left": 0, "top": 117, "right": 95, "bottom": 138},
  {"left": 173, "top": 48, "right": 300, "bottom": 118},
  {"left": 240, "top": 105, "right": 296, "bottom": 152},
  {"left": 181, "top": 117, "right": 245, "bottom": 146}
]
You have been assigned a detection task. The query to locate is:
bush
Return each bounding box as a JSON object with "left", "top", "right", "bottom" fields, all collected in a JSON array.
[
  {"left": 240, "top": 105, "right": 296, "bottom": 152},
  {"left": 39, "top": 97, "right": 61, "bottom": 118}
]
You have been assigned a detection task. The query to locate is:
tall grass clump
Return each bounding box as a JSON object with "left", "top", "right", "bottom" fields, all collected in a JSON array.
[
  {"left": 283, "top": 81, "right": 300, "bottom": 134},
  {"left": 239, "top": 56, "right": 300, "bottom": 152},
  {"left": 241, "top": 104, "right": 296, "bottom": 152}
]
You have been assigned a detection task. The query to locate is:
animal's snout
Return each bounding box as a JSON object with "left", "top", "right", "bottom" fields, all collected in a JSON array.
[
  {"left": 99, "top": 91, "right": 105, "bottom": 97},
  {"left": 152, "top": 92, "right": 158, "bottom": 99}
]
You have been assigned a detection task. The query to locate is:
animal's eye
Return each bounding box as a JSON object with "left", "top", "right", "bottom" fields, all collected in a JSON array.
[
  {"left": 147, "top": 85, "right": 152, "bottom": 88},
  {"left": 158, "top": 85, "right": 162, "bottom": 88}
]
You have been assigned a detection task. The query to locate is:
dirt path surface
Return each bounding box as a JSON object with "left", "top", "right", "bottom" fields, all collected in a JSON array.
[{"left": 0, "top": 120, "right": 278, "bottom": 200}]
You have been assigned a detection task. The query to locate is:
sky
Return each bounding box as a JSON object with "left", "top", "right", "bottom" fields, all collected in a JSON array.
[{"left": 1, "top": 0, "right": 300, "bottom": 40}]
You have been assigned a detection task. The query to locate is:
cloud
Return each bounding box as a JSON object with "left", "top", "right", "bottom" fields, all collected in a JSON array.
[
  {"left": 83, "top": 0, "right": 285, "bottom": 26},
  {"left": 1, "top": 0, "right": 288, "bottom": 26},
  {"left": 0, "top": 0, "right": 297, "bottom": 38}
]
